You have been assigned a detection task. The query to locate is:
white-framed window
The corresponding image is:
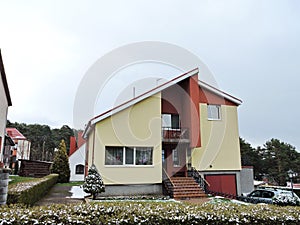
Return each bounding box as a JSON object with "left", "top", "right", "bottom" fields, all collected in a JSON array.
[
  {"left": 207, "top": 104, "right": 221, "bottom": 120},
  {"left": 162, "top": 114, "right": 180, "bottom": 129},
  {"left": 172, "top": 148, "right": 180, "bottom": 166},
  {"left": 75, "top": 164, "right": 84, "bottom": 174},
  {"left": 105, "top": 146, "right": 153, "bottom": 166}
]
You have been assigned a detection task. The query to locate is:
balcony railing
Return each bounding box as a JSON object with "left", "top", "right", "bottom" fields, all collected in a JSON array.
[{"left": 162, "top": 127, "right": 189, "bottom": 141}]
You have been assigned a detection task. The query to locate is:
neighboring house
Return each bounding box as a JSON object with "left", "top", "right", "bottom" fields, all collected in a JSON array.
[
  {"left": 6, "top": 128, "right": 31, "bottom": 169},
  {"left": 0, "top": 49, "right": 12, "bottom": 167},
  {"left": 69, "top": 131, "right": 86, "bottom": 181},
  {"left": 83, "top": 68, "right": 243, "bottom": 196}
]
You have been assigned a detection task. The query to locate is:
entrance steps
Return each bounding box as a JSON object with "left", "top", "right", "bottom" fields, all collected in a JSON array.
[{"left": 167, "top": 177, "right": 207, "bottom": 199}]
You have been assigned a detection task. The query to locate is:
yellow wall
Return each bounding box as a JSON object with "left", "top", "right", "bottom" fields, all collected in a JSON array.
[
  {"left": 192, "top": 103, "right": 241, "bottom": 171},
  {"left": 87, "top": 93, "right": 162, "bottom": 185}
]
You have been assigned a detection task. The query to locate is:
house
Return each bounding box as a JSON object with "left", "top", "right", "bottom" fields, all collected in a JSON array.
[
  {"left": 0, "top": 49, "right": 12, "bottom": 167},
  {"left": 69, "top": 131, "right": 86, "bottom": 181},
  {"left": 83, "top": 68, "right": 242, "bottom": 197},
  {"left": 6, "top": 128, "right": 31, "bottom": 169}
]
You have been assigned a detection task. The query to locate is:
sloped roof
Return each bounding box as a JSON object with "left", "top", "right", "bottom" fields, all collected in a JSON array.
[
  {"left": 0, "top": 49, "right": 12, "bottom": 106},
  {"left": 83, "top": 68, "right": 242, "bottom": 137},
  {"left": 6, "top": 128, "right": 26, "bottom": 140}
]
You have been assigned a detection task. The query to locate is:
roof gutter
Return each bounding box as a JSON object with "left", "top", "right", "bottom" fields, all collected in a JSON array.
[{"left": 0, "top": 49, "right": 12, "bottom": 106}]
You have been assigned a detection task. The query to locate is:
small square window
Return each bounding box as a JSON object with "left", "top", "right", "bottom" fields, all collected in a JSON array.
[
  {"left": 75, "top": 164, "right": 84, "bottom": 174},
  {"left": 207, "top": 105, "right": 221, "bottom": 120}
]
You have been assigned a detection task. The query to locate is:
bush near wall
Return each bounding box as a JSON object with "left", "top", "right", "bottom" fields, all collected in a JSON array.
[
  {"left": 7, "top": 174, "right": 58, "bottom": 206},
  {"left": 0, "top": 201, "right": 300, "bottom": 224}
]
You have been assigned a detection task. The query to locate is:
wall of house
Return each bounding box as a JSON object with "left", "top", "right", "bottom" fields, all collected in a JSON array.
[
  {"left": 70, "top": 144, "right": 85, "bottom": 181},
  {"left": 191, "top": 103, "right": 241, "bottom": 171},
  {"left": 0, "top": 77, "right": 9, "bottom": 161},
  {"left": 87, "top": 93, "right": 162, "bottom": 185}
]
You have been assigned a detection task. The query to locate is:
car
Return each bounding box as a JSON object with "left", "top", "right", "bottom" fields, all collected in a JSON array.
[{"left": 239, "top": 188, "right": 300, "bottom": 205}]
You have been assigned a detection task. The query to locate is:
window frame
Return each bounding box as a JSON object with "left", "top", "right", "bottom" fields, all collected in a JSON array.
[
  {"left": 207, "top": 104, "right": 221, "bottom": 121},
  {"left": 162, "top": 114, "right": 180, "bottom": 130},
  {"left": 105, "top": 146, "right": 153, "bottom": 167},
  {"left": 75, "top": 164, "right": 85, "bottom": 175}
]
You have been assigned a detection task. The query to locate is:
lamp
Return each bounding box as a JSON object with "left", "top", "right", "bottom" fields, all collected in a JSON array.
[{"left": 287, "top": 169, "right": 298, "bottom": 196}]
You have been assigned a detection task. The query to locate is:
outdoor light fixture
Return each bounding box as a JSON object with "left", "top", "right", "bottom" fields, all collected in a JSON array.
[{"left": 287, "top": 169, "right": 298, "bottom": 196}]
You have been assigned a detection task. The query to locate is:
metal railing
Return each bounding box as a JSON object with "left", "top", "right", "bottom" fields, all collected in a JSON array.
[
  {"left": 191, "top": 167, "right": 210, "bottom": 193},
  {"left": 162, "top": 168, "right": 174, "bottom": 197},
  {"left": 162, "top": 127, "right": 189, "bottom": 140}
]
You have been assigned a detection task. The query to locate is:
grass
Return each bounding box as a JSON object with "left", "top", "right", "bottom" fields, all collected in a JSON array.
[
  {"left": 55, "top": 181, "right": 84, "bottom": 186},
  {"left": 9, "top": 175, "right": 38, "bottom": 185}
]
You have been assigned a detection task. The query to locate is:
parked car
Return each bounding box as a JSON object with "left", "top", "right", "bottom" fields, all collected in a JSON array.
[{"left": 238, "top": 188, "right": 300, "bottom": 205}]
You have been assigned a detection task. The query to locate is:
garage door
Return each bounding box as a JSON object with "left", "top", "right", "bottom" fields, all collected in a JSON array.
[{"left": 205, "top": 174, "right": 237, "bottom": 196}]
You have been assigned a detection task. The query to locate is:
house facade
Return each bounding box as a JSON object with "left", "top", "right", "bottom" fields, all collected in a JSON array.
[
  {"left": 83, "top": 68, "right": 242, "bottom": 196},
  {"left": 0, "top": 49, "right": 12, "bottom": 166},
  {"left": 69, "top": 132, "right": 86, "bottom": 181},
  {"left": 6, "top": 128, "right": 31, "bottom": 169}
]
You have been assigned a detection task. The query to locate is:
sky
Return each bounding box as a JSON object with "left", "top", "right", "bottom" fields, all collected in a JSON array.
[{"left": 0, "top": 0, "right": 300, "bottom": 150}]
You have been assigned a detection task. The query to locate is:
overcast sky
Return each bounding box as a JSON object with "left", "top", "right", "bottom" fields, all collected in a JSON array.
[{"left": 0, "top": 0, "right": 299, "bottom": 150}]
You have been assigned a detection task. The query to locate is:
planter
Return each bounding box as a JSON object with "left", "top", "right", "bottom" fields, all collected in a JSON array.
[{"left": 0, "top": 168, "right": 11, "bottom": 205}]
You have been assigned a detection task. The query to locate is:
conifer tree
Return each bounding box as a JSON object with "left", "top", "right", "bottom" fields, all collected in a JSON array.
[
  {"left": 83, "top": 164, "right": 105, "bottom": 199},
  {"left": 51, "top": 139, "right": 70, "bottom": 183}
]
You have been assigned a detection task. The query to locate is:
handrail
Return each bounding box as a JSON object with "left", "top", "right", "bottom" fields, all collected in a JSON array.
[
  {"left": 191, "top": 167, "right": 210, "bottom": 192},
  {"left": 162, "top": 167, "right": 174, "bottom": 187}
]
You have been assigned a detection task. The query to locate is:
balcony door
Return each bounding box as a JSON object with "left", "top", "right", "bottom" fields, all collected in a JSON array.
[{"left": 162, "top": 114, "right": 180, "bottom": 129}]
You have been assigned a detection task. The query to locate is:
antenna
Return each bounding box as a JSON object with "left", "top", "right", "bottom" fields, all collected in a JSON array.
[{"left": 133, "top": 87, "right": 135, "bottom": 98}]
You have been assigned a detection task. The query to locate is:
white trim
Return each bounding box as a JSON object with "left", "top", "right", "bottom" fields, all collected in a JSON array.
[
  {"left": 83, "top": 68, "right": 242, "bottom": 137},
  {"left": 199, "top": 80, "right": 242, "bottom": 106},
  {"left": 83, "top": 68, "right": 199, "bottom": 137},
  {"left": 92, "top": 69, "right": 198, "bottom": 126}
]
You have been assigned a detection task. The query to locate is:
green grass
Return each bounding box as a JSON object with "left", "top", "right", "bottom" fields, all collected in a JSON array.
[
  {"left": 9, "top": 175, "right": 38, "bottom": 185},
  {"left": 55, "top": 181, "right": 84, "bottom": 186}
]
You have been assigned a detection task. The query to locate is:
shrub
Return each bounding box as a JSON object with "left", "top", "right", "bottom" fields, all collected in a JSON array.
[
  {"left": 0, "top": 201, "right": 300, "bottom": 224},
  {"left": 7, "top": 174, "right": 58, "bottom": 206},
  {"left": 83, "top": 164, "right": 105, "bottom": 199},
  {"left": 51, "top": 140, "right": 70, "bottom": 183}
]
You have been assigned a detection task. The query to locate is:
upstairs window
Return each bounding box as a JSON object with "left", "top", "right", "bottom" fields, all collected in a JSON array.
[
  {"left": 162, "top": 114, "right": 180, "bottom": 129},
  {"left": 207, "top": 105, "right": 221, "bottom": 120}
]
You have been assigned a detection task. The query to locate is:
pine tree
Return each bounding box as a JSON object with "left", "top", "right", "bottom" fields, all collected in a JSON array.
[
  {"left": 83, "top": 164, "right": 105, "bottom": 199},
  {"left": 51, "top": 139, "right": 70, "bottom": 183}
]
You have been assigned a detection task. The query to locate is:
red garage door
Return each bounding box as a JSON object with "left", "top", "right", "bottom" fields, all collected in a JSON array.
[{"left": 205, "top": 174, "right": 237, "bottom": 196}]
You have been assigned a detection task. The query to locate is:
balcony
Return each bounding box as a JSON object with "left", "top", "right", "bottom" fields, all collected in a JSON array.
[{"left": 162, "top": 127, "right": 189, "bottom": 143}]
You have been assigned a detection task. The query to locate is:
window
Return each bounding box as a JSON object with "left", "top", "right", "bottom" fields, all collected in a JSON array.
[
  {"left": 162, "top": 114, "right": 180, "bottom": 129},
  {"left": 172, "top": 149, "right": 180, "bottom": 166},
  {"left": 105, "top": 147, "right": 123, "bottom": 165},
  {"left": 75, "top": 164, "right": 84, "bottom": 174},
  {"left": 207, "top": 105, "right": 221, "bottom": 120},
  {"left": 125, "top": 147, "right": 134, "bottom": 165},
  {"left": 136, "top": 147, "right": 153, "bottom": 165},
  {"left": 105, "top": 146, "right": 153, "bottom": 166}
]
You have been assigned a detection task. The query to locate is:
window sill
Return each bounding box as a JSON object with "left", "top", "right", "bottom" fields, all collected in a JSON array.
[{"left": 104, "top": 165, "right": 155, "bottom": 168}]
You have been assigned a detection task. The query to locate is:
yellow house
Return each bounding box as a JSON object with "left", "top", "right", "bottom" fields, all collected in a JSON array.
[{"left": 83, "top": 68, "right": 242, "bottom": 197}]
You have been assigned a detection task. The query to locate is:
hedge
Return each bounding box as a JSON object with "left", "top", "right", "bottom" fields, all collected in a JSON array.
[
  {"left": 7, "top": 174, "right": 58, "bottom": 206},
  {"left": 0, "top": 201, "right": 299, "bottom": 224}
]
